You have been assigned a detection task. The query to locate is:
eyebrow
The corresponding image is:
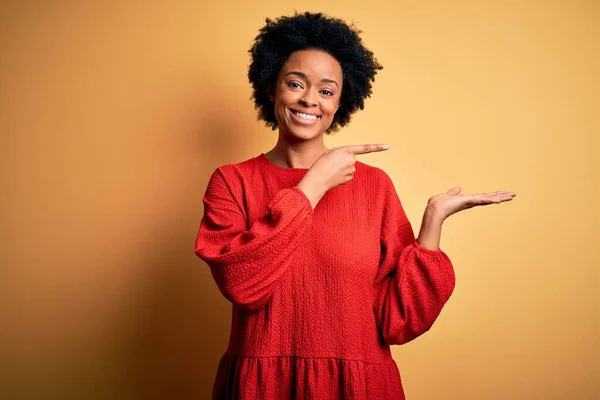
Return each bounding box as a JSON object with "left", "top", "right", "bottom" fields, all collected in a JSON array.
[{"left": 285, "top": 71, "right": 339, "bottom": 88}]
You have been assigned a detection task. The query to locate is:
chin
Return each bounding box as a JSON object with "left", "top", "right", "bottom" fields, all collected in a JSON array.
[{"left": 286, "top": 126, "right": 324, "bottom": 141}]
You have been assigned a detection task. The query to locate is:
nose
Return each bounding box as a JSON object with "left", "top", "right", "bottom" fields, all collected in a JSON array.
[{"left": 299, "top": 90, "right": 318, "bottom": 107}]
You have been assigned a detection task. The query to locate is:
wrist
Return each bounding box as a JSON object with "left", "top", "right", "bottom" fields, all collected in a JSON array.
[
  {"left": 417, "top": 208, "right": 444, "bottom": 251},
  {"left": 424, "top": 203, "right": 447, "bottom": 223},
  {"left": 297, "top": 175, "right": 328, "bottom": 208}
]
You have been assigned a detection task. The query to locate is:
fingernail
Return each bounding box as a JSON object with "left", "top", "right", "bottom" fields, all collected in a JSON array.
[{"left": 382, "top": 145, "right": 389, "bottom": 149}]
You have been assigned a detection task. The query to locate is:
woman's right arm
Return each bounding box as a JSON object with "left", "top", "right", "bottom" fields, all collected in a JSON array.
[
  {"left": 196, "top": 145, "right": 387, "bottom": 311},
  {"left": 195, "top": 168, "right": 313, "bottom": 312}
]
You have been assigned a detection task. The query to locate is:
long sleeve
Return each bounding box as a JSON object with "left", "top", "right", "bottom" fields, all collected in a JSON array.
[
  {"left": 373, "top": 174, "right": 456, "bottom": 345},
  {"left": 195, "top": 167, "right": 313, "bottom": 311}
]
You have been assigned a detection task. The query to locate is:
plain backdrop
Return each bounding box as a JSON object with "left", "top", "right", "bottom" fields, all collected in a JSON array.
[{"left": 1, "top": 1, "right": 598, "bottom": 399}]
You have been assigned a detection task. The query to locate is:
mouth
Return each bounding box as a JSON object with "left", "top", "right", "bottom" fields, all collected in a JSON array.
[{"left": 290, "top": 109, "right": 321, "bottom": 124}]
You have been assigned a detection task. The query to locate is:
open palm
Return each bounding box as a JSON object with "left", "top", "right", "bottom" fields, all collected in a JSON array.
[{"left": 427, "top": 187, "right": 516, "bottom": 220}]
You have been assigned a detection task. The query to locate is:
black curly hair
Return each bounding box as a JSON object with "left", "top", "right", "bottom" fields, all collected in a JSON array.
[{"left": 248, "top": 12, "right": 383, "bottom": 133}]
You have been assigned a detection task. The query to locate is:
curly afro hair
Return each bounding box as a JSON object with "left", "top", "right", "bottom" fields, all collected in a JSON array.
[{"left": 248, "top": 12, "right": 383, "bottom": 133}]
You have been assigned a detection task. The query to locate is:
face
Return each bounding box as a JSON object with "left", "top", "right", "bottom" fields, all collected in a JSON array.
[{"left": 270, "top": 49, "right": 343, "bottom": 141}]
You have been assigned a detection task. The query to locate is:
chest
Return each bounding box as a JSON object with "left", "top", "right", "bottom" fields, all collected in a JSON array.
[{"left": 245, "top": 178, "right": 383, "bottom": 278}]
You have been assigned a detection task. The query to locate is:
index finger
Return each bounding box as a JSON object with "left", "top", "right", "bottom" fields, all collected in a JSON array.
[{"left": 343, "top": 144, "right": 389, "bottom": 155}]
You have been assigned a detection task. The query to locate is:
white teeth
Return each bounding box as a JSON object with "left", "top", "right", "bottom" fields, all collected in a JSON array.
[{"left": 293, "top": 111, "right": 318, "bottom": 120}]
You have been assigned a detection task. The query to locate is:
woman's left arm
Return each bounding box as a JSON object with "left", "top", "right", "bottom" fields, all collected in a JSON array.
[{"left": 373, "top": 178, "right": 516, "bottom": 345}]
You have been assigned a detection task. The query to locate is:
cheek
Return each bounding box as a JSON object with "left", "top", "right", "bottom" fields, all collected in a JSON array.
[
  {"left": 322, "top": 101, "right": 340, "bottom": 118},
  {"left": 274, "top": 88, "right": 298, "bottom": 107},
  {"left": 273, "top": 95, "right": 290, "bottom": 116}
]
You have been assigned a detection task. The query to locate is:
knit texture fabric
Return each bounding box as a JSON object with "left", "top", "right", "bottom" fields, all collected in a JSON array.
[{"left": 195, "top": 153, "right": 456, "bottom": 399}]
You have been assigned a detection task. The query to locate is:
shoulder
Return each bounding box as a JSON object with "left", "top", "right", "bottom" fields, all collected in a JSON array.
[
  {"left": 355, "top": 160, "right": 396, "bottom": 189},
  {"left": 353, "top": 161, "right": 408, "bottom": 220},
  {"left": 204, "top": 155, "right": 263, "bottom": 197},
  {"left": 210, "top": 154, "right": 262, "bottom": 181}
]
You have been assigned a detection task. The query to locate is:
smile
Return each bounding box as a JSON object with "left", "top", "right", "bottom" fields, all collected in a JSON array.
[{"left": 291, "top": 110, "right": 320, "bottom": 124}]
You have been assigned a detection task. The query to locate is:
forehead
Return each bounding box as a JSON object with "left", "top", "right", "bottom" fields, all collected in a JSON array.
[{"left": 280, "top": 49, "right": 343, "bottom": 80}]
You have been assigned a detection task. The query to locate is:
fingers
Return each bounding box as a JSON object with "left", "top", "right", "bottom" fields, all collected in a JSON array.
[
  {"left": 484, "top": 191, "right": 516, "bottom": 197},
  {"left": 446, "top": 186, "right": 462, "bottom": 195},
  {"left": 342, "top": 144, "right": 389, "bottom": 155},
  {"left": 489, "top": 191, "right": 517, "bottom": 202},
  {"left": 474, "top": 192, "right": 515, "bottom": 204},
  {"left": 475, "top": 191, "right": 516, "bottom": 201}
]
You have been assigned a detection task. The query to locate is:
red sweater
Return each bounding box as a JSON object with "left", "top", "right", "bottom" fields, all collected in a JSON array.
[{"left": 195, "top": 153, "right": 456, "bottom": 399}]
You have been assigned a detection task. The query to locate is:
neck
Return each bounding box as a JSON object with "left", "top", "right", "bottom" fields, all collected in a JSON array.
[{"left": 266, "top": 132, "right": 329, "bottom": 169}]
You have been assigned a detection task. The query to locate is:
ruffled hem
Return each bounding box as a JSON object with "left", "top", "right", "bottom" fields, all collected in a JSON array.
[{"left": 212, "top": 354, "right": 405, "bottom": 400}]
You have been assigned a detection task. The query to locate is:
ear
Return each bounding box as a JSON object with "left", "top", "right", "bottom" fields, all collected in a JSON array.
[{"left": 267, "top": 85, "right": 275, "bottom": 102}]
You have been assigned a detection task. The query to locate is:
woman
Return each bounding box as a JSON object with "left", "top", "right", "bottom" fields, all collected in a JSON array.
[{"left": 195, "top": 12, "right": 515, "bottom": 399}]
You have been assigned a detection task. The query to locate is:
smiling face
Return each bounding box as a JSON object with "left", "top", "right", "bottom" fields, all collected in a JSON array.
[{"left": 270, "top": 49, "right": 343, "bottom": 142}]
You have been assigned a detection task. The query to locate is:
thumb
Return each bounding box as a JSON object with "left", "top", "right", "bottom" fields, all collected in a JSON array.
[{"left": 447, "top": 186, "right": 462, "bottom": 195}]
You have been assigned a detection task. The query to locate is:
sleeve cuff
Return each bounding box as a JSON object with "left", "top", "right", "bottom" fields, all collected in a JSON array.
[
  {"left": 291, "top": 186, "right": 314, "bottom": 213},
  {"left": 413, "top": 239, "right": 445, "bottom": 255}
]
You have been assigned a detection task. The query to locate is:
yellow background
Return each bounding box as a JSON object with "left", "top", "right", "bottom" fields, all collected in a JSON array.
[{"left": 1, "top": 1, "right": 598, "bottom": 399}]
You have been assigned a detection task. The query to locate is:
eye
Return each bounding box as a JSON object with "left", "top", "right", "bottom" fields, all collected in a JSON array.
[
  {"left": 320, "top": 89, "right": 334, "bottom": 96},
  {"left": 287, "top": 81, "right": 303, "bottom": 89}
]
